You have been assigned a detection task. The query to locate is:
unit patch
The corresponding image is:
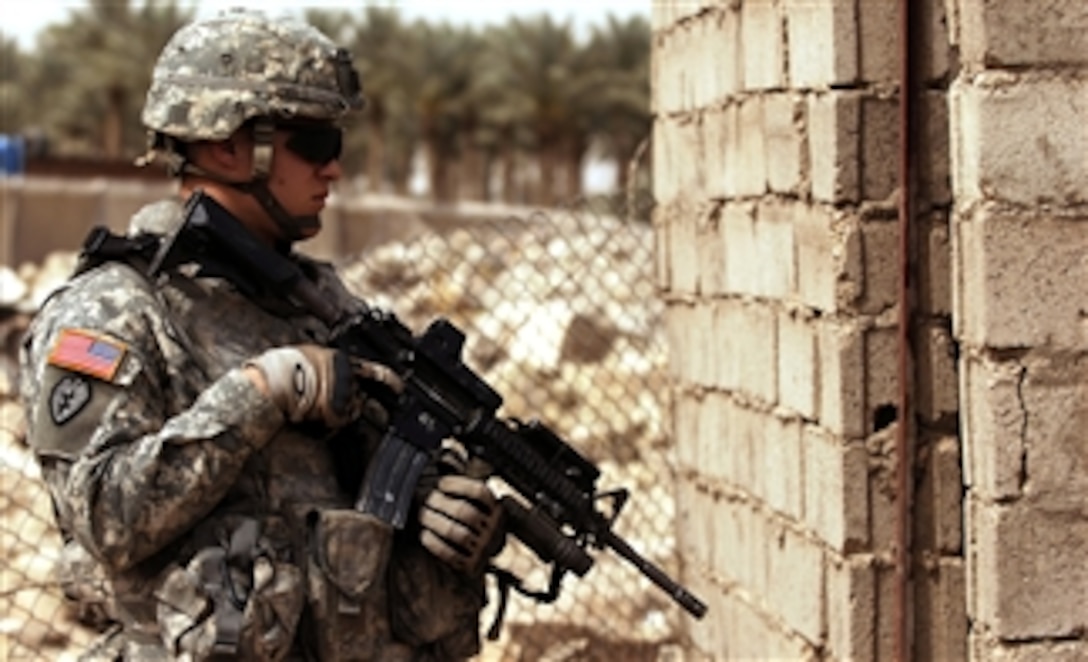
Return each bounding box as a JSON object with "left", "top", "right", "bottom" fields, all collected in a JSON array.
[
  {"left": 48, "top": 329, "right": 127, "bottom": 382},
  {"left": 50, "top": 375, "right": 92, "bottom": 426}
]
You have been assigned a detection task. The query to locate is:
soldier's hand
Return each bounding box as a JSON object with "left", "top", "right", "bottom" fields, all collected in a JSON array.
[
  {"left": 245, "top": 345, "right": 402, "bottom": 429},
  {"left": 419, "top": 475, "right": 505, "bottom": 575}
]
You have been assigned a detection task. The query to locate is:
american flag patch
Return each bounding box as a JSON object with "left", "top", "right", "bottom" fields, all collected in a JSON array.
[{"left": 48, "top": 329, "right": 127, "bottom": 382}]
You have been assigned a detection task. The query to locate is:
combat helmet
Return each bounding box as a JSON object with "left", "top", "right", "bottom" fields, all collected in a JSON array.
[{"left": 138, "top": 8, "right": 364, "bottom": 239}]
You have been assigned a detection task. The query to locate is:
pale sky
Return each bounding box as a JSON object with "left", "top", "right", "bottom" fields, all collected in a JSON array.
[{"left": 3, "top": 0, "right": 651, "bottom": 50}]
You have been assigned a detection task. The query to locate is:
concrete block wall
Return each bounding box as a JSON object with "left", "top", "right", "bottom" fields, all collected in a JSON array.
[
  {"left": 948, "top": 0, "right": 1088, "bottom": 659},
  {"left": 653, "top": 1, "right": 964, "bottom": 659}
]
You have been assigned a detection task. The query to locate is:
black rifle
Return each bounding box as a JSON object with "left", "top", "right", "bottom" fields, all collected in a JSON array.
[{"left": 145, "top": 191, "right": 708, "bottom": 628}]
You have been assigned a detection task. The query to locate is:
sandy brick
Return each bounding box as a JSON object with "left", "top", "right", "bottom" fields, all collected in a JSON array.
[
  {"left": 818, "top": 319, "right": 866, "bottom": 438},
  {"left": 689, "top": 585, "right": 732, "bottom": 659},
  {"left": 651, "top": 29, "right": 682, "bottom": 114},
  {"left": 737, "top": 97, "right": 768, "bottom": 196},
  {"left": 665, "top": 302, "right": 701, "bottom": 384},
  {"left": 711, "top": 298, "right": 744, "bottom": 391},
  {"left": 652, "top": 205, "right": 671, "bottom": 292},
  {"left": 777, "top": 310, "right": 818, "bottom": 419},
  {"left": 674, "top": 390, "right": 703, "bottom": 470},
  {"left": 736, "top": 303, "right": 779, "bottom": 404},
  {"left": 1018, "top": 353, "right": 1088, "bottom": 510},
  {"left": 703, "top": 104, "right": 739, "bottom": 199},
  {"left": 660, "top": 193, "right": 701, "bottom": 295},
  {"left": 694, "top": 303, "right": 718, "bottom": 387},
  {"left": 914, "top": 557, "right": 967, "bottom": 662},
  {"left": 728, "top": 402, "right": 768, "bottom": 502},
  {"left": 826, "top": 553, "right": 877, "bottom": 662},
  {"left": 650, "top": 1, "right": 672, "bottom": 32},
  {"left": 990, "top": 640, "right": 1088, "bottom": 662},
  {"left": 864, "top": 326, "right": 898, "bottom": 432},
  {"left": 858, "top": 219, "right": 899, "bottom": 314},
  {"left": 971, "top": 501, "right": 1088, "bottom": 638},
  {"left": 956, "top": 211, "right": 1088, "bottom": 350},
  {"left": 652, "top": 120, "right": 676, "bottom": 202},
  {"left": 915, "top": 436, "right": 964, "bottom": 554},
  {"left": 957, "top": 0, "right": 1088, "bottom": 69},
  {"left": 873, "top": 564, "right": 897, "bottom": 662},
  {"left": 710, "top": 6, "right": 742, "bottom": 100},
  {"left": 765, "top": 522, "right": 826, "bottom": 645},
  {"left": 761, "top": 415, "right": 803, "bottom": 519},
  {"left": 860, "top": 97, "right": 899, "bottom": 202},
  {"left": 808, "top": 91, "right": 861, "bottom": 204},
  {"left": 674, "top": 478, "right": 714, "bottom": 574},
  {"left": 917, "top": 212, "right": 952, "bottom": 317},
  {"left": 685, "top": 11, "right": 741, "bottom": 107},
  {"left": 803, "top": 425, "right": 870, "bottom": 551},
  {"left": 722, "top": 202, "right": 758, "bottom": 295},
  {"left": 920, "top": 91, "right": 952, "bottom": 207},
  {"left": 915, "top": 323, "right": 959, "bottom": 425},
  {"left": 696, "top": 204, "right": 727, "bottom": 296},
  {"left": 763, "top": 92, "right": 806, "bottom": 194},
  {"left": 785, "top": 0, "right": 858, "bottom": 88},
  {"left": 960, "top": 353, "right": 1025, "bottom": 501},
  {"left": 702, "top": 391, "right": 740, "bottom": 486},
  {"left": 741, "top": 0, "right": 786, "bottom": 90},
  {"left": 857, "top": 0, "right": 898, "bottom": 84},
  {"left": 867, "top": 430, "right": 899, "bottom": 554},
  {"left": 793, "top": 205, "right": 863, "bottom": 313},
  {"left": 723, "top": 200, "right": 795, "bottom": 299},
  {"left": 694, "top": 390, "right": 722, "bottom": 483},
  {"left": 951, "top": 73, "right": 1088, "bottom": 207},
  {"left": 753, "top": 200, "right": 797, "bottom": 298},
  {"left": 724, "top": 592, "right": 817, "bottom": 661},
  {"left": 711, "top": 502, "right": 771, "bottom": 598}
]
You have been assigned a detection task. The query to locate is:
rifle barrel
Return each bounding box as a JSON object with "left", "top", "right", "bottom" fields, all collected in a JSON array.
[{"left": 602, "top": 529, "right": 708, "bottom": 619}]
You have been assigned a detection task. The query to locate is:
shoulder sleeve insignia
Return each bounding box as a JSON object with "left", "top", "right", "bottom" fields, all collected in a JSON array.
[
  {"left": 47, "top": 328, "right": 128, "bottom": 382},
  {"left": 49, "top": 374, "right": 92, "bottom": 426}
]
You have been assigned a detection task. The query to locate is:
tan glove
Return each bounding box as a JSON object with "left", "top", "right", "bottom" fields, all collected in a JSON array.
[
  {"left": 419, "top": 475, "right": 505, "bottom": 575},
  {"left": 246, "top": 345, "right": 402, "bottom": 429}
]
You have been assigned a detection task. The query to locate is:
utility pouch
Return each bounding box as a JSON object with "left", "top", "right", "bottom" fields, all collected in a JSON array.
[
  {"left": 387, "top": 540, "right": 487, "bottom": 661},
  {"left": 155, "top": 518, "right": 303, "bottom": 662},
  {"left": 304, "top": 508, "right": 408, "bottom": 662}
]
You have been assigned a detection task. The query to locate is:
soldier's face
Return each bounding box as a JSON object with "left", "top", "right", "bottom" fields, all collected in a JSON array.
[{"left": 266, "top": 124, "right": 344, "bottom": 237}]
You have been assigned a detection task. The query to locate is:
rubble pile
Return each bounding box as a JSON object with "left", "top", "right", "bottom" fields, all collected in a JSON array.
[{"left": 0, "top": 210, "right": 685, "bottom": 660}]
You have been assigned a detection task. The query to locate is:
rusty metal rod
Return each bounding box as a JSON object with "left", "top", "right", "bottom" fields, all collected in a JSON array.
[{"left": 895, "top": 0, "right": 922, "bottom": 660}]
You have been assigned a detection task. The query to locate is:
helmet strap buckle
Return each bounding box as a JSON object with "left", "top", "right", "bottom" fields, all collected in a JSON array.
[{"left": 252, "top": 119, "right": 275, "bottom": 179}]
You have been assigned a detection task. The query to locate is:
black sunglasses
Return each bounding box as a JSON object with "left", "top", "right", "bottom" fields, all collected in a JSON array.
[{"left": 281, "top": 124, "right": 344, "bottom": 166}]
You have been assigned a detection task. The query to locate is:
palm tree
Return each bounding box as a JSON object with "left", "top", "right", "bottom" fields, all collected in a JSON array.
[
  {"left": 473, "top": 24, "right": 535, "bottom": 204},
  {"left": 0, "top": 36, "right": 28, "bottom": 135},
  {"left": 27, "top": 0, "right": 192, "bottom": 157},
  {"left": 485, "top": 15, "right": 598, "bottom": 206},
  {"left": 411, "top": 21, "right": 483, "bottom": 203},
  {"left": 583, "top": 14, "right": 652, "bottom": 195},
  {"left": 352, "top": 7, "right": 419, "bottom": 193}
]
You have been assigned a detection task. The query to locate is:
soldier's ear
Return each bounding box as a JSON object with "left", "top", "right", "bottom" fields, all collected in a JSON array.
[{"left": 199, "top": 133, "right": 251, "bottom": 178}]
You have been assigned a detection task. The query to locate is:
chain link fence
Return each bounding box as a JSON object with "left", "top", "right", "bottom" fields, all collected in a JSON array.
[{"left": 0, "top": 194, "right": 692, "bottom": 660}]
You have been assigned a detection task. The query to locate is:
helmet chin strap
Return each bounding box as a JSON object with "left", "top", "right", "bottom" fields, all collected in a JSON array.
[
  {"left": 234, "top": 119, "right": 320, "bottom": 244},
  {"left": 235, "top": 180, "right": 320, "bottom": 245},
  {"left": 142, "top": 120, "right": 320, "bottom": 245}
]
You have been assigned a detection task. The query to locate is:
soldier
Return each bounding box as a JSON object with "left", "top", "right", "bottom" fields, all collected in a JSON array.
[{"left": 19, "top": 9, "right": 504, "bottom": 661}]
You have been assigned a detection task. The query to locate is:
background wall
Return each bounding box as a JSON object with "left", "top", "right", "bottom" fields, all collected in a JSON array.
[
  {"left": 653, "top": 0, "right": 1085, "bottom": 660},
  {"left": 0, "top": 177, "right": 541, "bottom": 269}
]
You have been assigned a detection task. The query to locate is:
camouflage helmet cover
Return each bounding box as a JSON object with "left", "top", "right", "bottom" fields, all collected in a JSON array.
[{"left": 142, "top": 9, "right": 364, "bottom": 142}]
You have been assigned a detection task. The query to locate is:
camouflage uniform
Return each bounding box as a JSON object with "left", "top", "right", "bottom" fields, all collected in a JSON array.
[{"left": 19, "top": 10, "right": 487, "bottom": 662}]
